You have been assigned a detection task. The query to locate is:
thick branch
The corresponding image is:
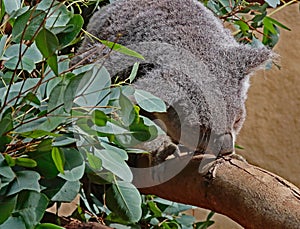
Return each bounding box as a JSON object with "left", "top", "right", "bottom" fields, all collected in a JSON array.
[{"left": 138, "top": 156, "right": 300, "bottom": 229}]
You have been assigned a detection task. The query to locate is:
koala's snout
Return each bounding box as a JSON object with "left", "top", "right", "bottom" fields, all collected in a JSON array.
[
  {"left": 218, "top": 133, "right": 234, "bottom": 155},
  {"left": 205, "top": 132, "right": 234, "bottom": 156}
]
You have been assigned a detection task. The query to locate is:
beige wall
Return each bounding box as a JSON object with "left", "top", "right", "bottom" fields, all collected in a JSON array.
[
  {"left": 193, "top": 3, "right": 300, "bottom": 228},
  {"left": 238, "top": 2, "right": 300, "bottom": 188}
]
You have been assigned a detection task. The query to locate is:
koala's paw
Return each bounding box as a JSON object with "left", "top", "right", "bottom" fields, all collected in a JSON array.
[
  {"left": 152, "top": 140, "right": 180, "bottom": 165},
  {"left": 139, "top": 135, "right": 180, "bottom": 165}
]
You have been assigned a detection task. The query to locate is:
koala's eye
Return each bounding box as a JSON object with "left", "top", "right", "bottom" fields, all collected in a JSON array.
[
  {"left": 234, "top": 117, "right": 241, "bottom": 125},
  {"left": 233, "top": 109, "right": 245, "bottom": 130}
]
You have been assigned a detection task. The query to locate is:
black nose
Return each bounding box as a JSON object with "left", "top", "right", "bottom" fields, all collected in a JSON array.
[{"left": 218, "top": 133, "right": 234, "bottom": 155}]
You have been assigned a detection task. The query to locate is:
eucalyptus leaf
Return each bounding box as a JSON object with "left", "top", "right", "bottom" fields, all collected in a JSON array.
[
  {"left": 19, "top": 130, "right": 61, "bottom": 138},
  {"left": 0, "top": 216, "right": 26, "bottom": 229},
  {"left": 0, "top": 154, "right": 15, "bottom": 181},
  {"left": 36, "top": 28, "right": 59, "bottom": 57},
  {"left": 134, "top": 89, "right": 166, "bottom": 112},
  {"left": 86, "top": 152, "right": 102, "bottom": 171},
  {"left": 12, "top": 9, "right": 46, "bottom": 42},
  {"left": 57, "top": 14, "right": 84, "bottom": 47},
  {"left": 52, "top": 147, "right": 65, "bottom": 174},
  {"left": 100, "top": 40, "right": 145, "bottom": 60},
  {"left": 3, "top": 0, "right": 21, "bottom": 15},
  {"left": 58, "top": 148, "right": 85, "bottom": 181},
  {"left": 4, "top": 56, "right": 35, "bottom": 72},
  {"left": 74, "top": 65, "right": 111, "bottom": 109},
  {"left": 106, "top": 180, "right": 142, "bottom": 223},
  {"left": 15, "top": 157, "right": 37, "bottom": 168},
  {"left": 41, "top": 178, "right": 80, "bottom": 202},
  {"left": 0, "top": 78, "right": 40, "bottom": 108},
  {"left": 28, "top": 140, "right": 59, "bottom": 179},
  {"left": 37, "top": 0, "right": 73, "bottom": 34},
  {"left": 265, "top": 0, "right": 280, "bottom": 8},
  {"left": 128, "top": 62, "right": 140, "bottom": 83},
  {"left": 0, "top": 110, "right": 12, "bottom": 136},
  {"left": 94, "top": 149, "right": 132, "bottom": 182},
  {"left": 0, "top": 35, "right": 7, "bottom": 59},
  {"left": 118, "top": 92, "right": 136, "bottom": 126},
  {"left": 35, "top": 223, "right": 65, "bottom": 229},
  {"left": 7, "top": 171, "right": 41, "bottom": 196},
  {"left": 0, "top": 195, "right": 17, "bottom": 224},
  {"left": 14, "top": 191, "right": 49, "bottom": 229}
]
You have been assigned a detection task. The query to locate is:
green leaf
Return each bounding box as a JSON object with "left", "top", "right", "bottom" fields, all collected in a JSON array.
[
  {"left": 106, "top": 180, "right": 142, "bottom": 223},
  {"left": 36, "top": 28, "right": 59, "bottom": 75},
  {"left": 0, "top": 1, "right": 4, "bottom": 21},
  {"left": 37, "top": 0, "right": 72, "bottom": 34},
  {"left": 0, "top": 35, "right": 7, "bottom": 58},
  {"left": 27, "top": 140, "right": 59, "bottom": 179},
  {"left": 57, "top": 14, "right": 84, "bottom": 47},
  {"left": 100, "top": 40, "right": 145, "bottom": 60},
  {"left": 176, "top": 214, "right": 195, "bottom": 226},
  {"left": 14, "top": 191, "right": 49, "bottom": 229},
  {"left": 101, "top": 142, "right": 128, "bottom": 161},
  {"left": 0, "top": 110, "right": 12, "bottom": 136},
  {"left": 19, "top": 130, "right": 61, "bottom": 138},
  {"left": 265, "top": 16, "right": 291, "bottom": 31},
  {"left": 92, "top": 110, "right": 108, "bottom": 127},
  {"left": 4, "top": 56, "right": 35, "bottom": 72},
  {"left": 147, "top": 201, "right": 162, "bottom": 217},
  {"left": 12, "top": 9, "right": 46, "bottom": 42},
  {"left": 3, "top": 0, "right": 21, "bottom": 15},
  {"left": 4, "top": 154, "right": 15, "bottom": 167},
  {"left": 0, "top": 154, "right": 15, "bottom": 180},
  {"left": 23, "top": 92, "right": 41, "bottom": 105},
  {"left": 35, "top": 223, "right": 65, "bottom": 229},
  {"left": 58, "top": 148, "right": 85, "bottom": 181},
  {"left": 265, "top": 0, "right": 280, "bottom": 8},
  {"left": 119, "top": 92, "right": 136, "bottom": 126},
  {"left": 134, "top": 89, "right": 167, "bottom": 112},
  {"left": 7, "top": 171, "right": 41, "bottom": 196},
  {"left": 46, "top": 54, "right": 59, "bottom": 76},
  {"left": 0, "top": 195, "right": 17, "bottom": 224},
  {"left": 51, "top": 147, "right": 65, "bottom": 175},
  {"left": 35, "top": 28, "right": 58, "bottom": 56},
  {"left": 235, "top": 20, "right": 249, "bottom": 34},
  {"left": 15, "top": 157, "right": 37, "bottom": 168},
  {"left": 0, "top": 216, "right": 26, "bottom": 229},
  {"left": 263, "top": 17, "right": 276, "bottom": 34},
  {"left": 3, "top": 43, "right": 43, "bottom": 64},
  {"left": 94, "top": 149, "right": 132, "bottom": 182},
  {"left": 41, "top": 178, "right": 80, "bottom": 202},
  {"left": 86, "top": 152, "right": 102, "bottom": 170},
  {"left": 73, "top": 65, "right": 111, "bottom": 109},
  {"left": 128, "top": 62, "right": 140, "bottom": 83}
]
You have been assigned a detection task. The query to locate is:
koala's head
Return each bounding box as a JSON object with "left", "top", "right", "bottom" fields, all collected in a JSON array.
[
  {"left": 129, "top": 43, "right": 273, "bottom": 156},
  {"left": 76, "top": 0, "right": 274, "bottom": 156}
]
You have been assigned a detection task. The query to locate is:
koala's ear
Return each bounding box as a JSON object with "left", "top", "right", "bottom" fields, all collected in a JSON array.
[{"left": 225, "top": 45, "right": 275, "bottom": 77}]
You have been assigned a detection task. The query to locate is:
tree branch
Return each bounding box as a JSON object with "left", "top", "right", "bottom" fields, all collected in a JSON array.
[{"left": 138, "top": 155, "right": 300, "bottom": 229}]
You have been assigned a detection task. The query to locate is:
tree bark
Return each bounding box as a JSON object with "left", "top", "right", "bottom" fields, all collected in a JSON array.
[{"left": 138, "top": 155, "right": 300, "bottom": 229}]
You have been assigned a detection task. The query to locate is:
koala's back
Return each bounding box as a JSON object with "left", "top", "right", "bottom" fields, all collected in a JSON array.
[{"left": 85, "top": 0, "right": 237, "bottom": 60}]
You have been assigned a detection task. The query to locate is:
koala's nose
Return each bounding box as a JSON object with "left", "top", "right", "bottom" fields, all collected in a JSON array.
[{"left": 218, "top": 133, "right": 234, "bottom": 155}]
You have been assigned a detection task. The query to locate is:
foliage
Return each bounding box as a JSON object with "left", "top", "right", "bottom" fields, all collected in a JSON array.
[
  {"left": 204, "top": 0, "right": 293, "bottom": 48},
  {"left": 0, "top": 0, "right": 290, "bottom": 228}
]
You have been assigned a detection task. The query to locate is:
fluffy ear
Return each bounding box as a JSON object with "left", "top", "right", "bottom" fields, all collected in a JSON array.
[{"left": 223, "top": 45, "right": 275, "bottom": 77}]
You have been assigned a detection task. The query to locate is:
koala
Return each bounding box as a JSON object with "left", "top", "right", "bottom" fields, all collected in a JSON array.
[{"left": 73, "top": 0, "right": 273, "bottom": 164}]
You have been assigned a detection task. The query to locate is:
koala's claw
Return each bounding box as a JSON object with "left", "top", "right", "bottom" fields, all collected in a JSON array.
[{"left": 152, "top": 141, "right": 180, "bottom": 165}]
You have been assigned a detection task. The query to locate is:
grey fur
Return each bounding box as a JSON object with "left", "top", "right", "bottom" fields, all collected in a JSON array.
[{"left": 74, "top": 0, "right": 273, "bottom": 160}]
